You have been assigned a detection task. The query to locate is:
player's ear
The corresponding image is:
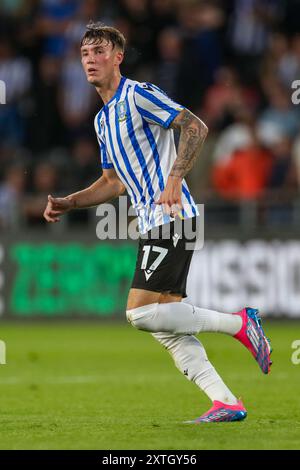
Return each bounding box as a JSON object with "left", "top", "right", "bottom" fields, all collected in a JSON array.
[{"left": 115, "top": 50, "right": 124, "bottom": 66}]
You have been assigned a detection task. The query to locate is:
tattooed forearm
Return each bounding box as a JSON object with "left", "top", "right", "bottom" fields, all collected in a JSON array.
[{"left": 170, "top": 109, "right": 208, "bottom": 178}]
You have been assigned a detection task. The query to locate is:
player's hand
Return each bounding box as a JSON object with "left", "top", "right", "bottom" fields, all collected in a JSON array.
[
  {"left": 155, "top": 176, "right": 183, "bottom": 217},
  {"left": 43, "top": 194, "right": 74, "bottom": 223}
]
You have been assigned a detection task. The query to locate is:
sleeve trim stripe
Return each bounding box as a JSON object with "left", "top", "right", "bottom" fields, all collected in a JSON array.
[
  {"left": 163, "top": 108, "right": 182, "bottom": 129},
  {"left": 102, "top": 163, "right": 114, "bottom": 169},
  {"left": 100, "top": 141, "right": 110, "bottom": 166}
]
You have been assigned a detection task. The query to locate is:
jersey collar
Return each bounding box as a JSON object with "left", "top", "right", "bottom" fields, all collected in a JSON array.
[{"left": 103, "top": 76, "right": 126, "bottom": 109}]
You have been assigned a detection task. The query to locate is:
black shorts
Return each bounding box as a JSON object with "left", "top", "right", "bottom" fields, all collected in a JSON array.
[{"left": 131, "top": 217, "right": 198, "bottom": 298}]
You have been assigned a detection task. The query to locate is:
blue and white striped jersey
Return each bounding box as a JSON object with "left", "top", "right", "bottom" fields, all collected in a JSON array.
[{"left": 94, "top": 76, "right": 199, "bottom": 234}]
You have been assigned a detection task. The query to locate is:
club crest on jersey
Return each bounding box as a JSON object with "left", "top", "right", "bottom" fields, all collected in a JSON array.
[{"left": 116, "top": 101, "right": 128, "bottom": 121}]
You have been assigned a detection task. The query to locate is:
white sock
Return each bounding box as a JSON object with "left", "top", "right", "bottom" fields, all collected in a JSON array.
[
  {"left": 152, "top": 332, "right": 238, "bottom": 405},
  {"left": 127, "top": 302, "right": 242, "bottom": 336}
]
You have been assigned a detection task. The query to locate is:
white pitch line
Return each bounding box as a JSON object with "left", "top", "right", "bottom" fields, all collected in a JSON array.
[{"left": 0, "top": 377, "right": 20, "bottom": 384}]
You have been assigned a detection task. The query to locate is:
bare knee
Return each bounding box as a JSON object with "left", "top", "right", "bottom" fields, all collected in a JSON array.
[
  {"left": 126, "top": 289, "right": 182, "bottom": 310},
  {"left": 159, "top": 293, "right": 182, "bottom": 304},
  {"left": 126, "top": 288, "right": 161, "bottom": 310},
  {"left": 126, "top": 290, "right": 182, "bottom": 332}
]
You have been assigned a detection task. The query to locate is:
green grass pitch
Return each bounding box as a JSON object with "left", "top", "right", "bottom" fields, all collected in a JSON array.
[{"left": 0, "top": 320, "right": 299, "bottom": 449}]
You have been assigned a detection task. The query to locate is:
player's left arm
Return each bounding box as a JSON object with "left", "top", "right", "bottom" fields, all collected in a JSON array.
[
  {"left": 156, "top": 109, "right": 208, "bottom": 212},
  {"left": 170, "top": 109, "right": 208, "bottom": 178}
]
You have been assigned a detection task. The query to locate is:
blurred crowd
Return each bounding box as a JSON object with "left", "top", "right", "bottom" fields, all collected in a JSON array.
[{"left": 1, "top": 0, "right": 300, "bottom": 229}]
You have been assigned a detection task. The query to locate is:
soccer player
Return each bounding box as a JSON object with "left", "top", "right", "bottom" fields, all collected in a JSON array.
[{"left": 43, "top": 23, "right": 272, "bottom": 423}]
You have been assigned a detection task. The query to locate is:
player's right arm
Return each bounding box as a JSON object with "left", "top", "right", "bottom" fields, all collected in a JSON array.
[{"left": 43, "top": 168, "right": 125, "bottom": 223}]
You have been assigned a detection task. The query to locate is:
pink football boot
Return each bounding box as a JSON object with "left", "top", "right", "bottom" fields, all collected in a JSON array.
[
  {"left": 186, "top": 400, "right": 247, "bottom": 423},
  {"left": 234, "top": 307, "right": 272, "bottom": 374}
]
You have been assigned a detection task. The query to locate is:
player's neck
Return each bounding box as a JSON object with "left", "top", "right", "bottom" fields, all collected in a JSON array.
[{"left": 95, "top": 73, "right": 122, "bottom": 105}]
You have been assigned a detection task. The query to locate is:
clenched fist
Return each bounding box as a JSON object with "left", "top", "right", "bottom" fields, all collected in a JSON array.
[{"left": 43, "top": 194, "right": 74, "bottom": 223}]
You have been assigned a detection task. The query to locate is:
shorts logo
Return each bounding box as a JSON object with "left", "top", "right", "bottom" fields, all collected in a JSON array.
[
  {"left": 172, "top": 233, "right": 180, "bottom": 247},
  {"left": 144, "top": 269, "right": 154, "bottom": 281},
  {"left": 116, "top": 101, "right": 128, "bottom": 121}
]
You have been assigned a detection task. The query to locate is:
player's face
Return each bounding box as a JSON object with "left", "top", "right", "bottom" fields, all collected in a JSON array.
[{"left": 81, "top": 40, "right": 122, "bottom": 86}]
